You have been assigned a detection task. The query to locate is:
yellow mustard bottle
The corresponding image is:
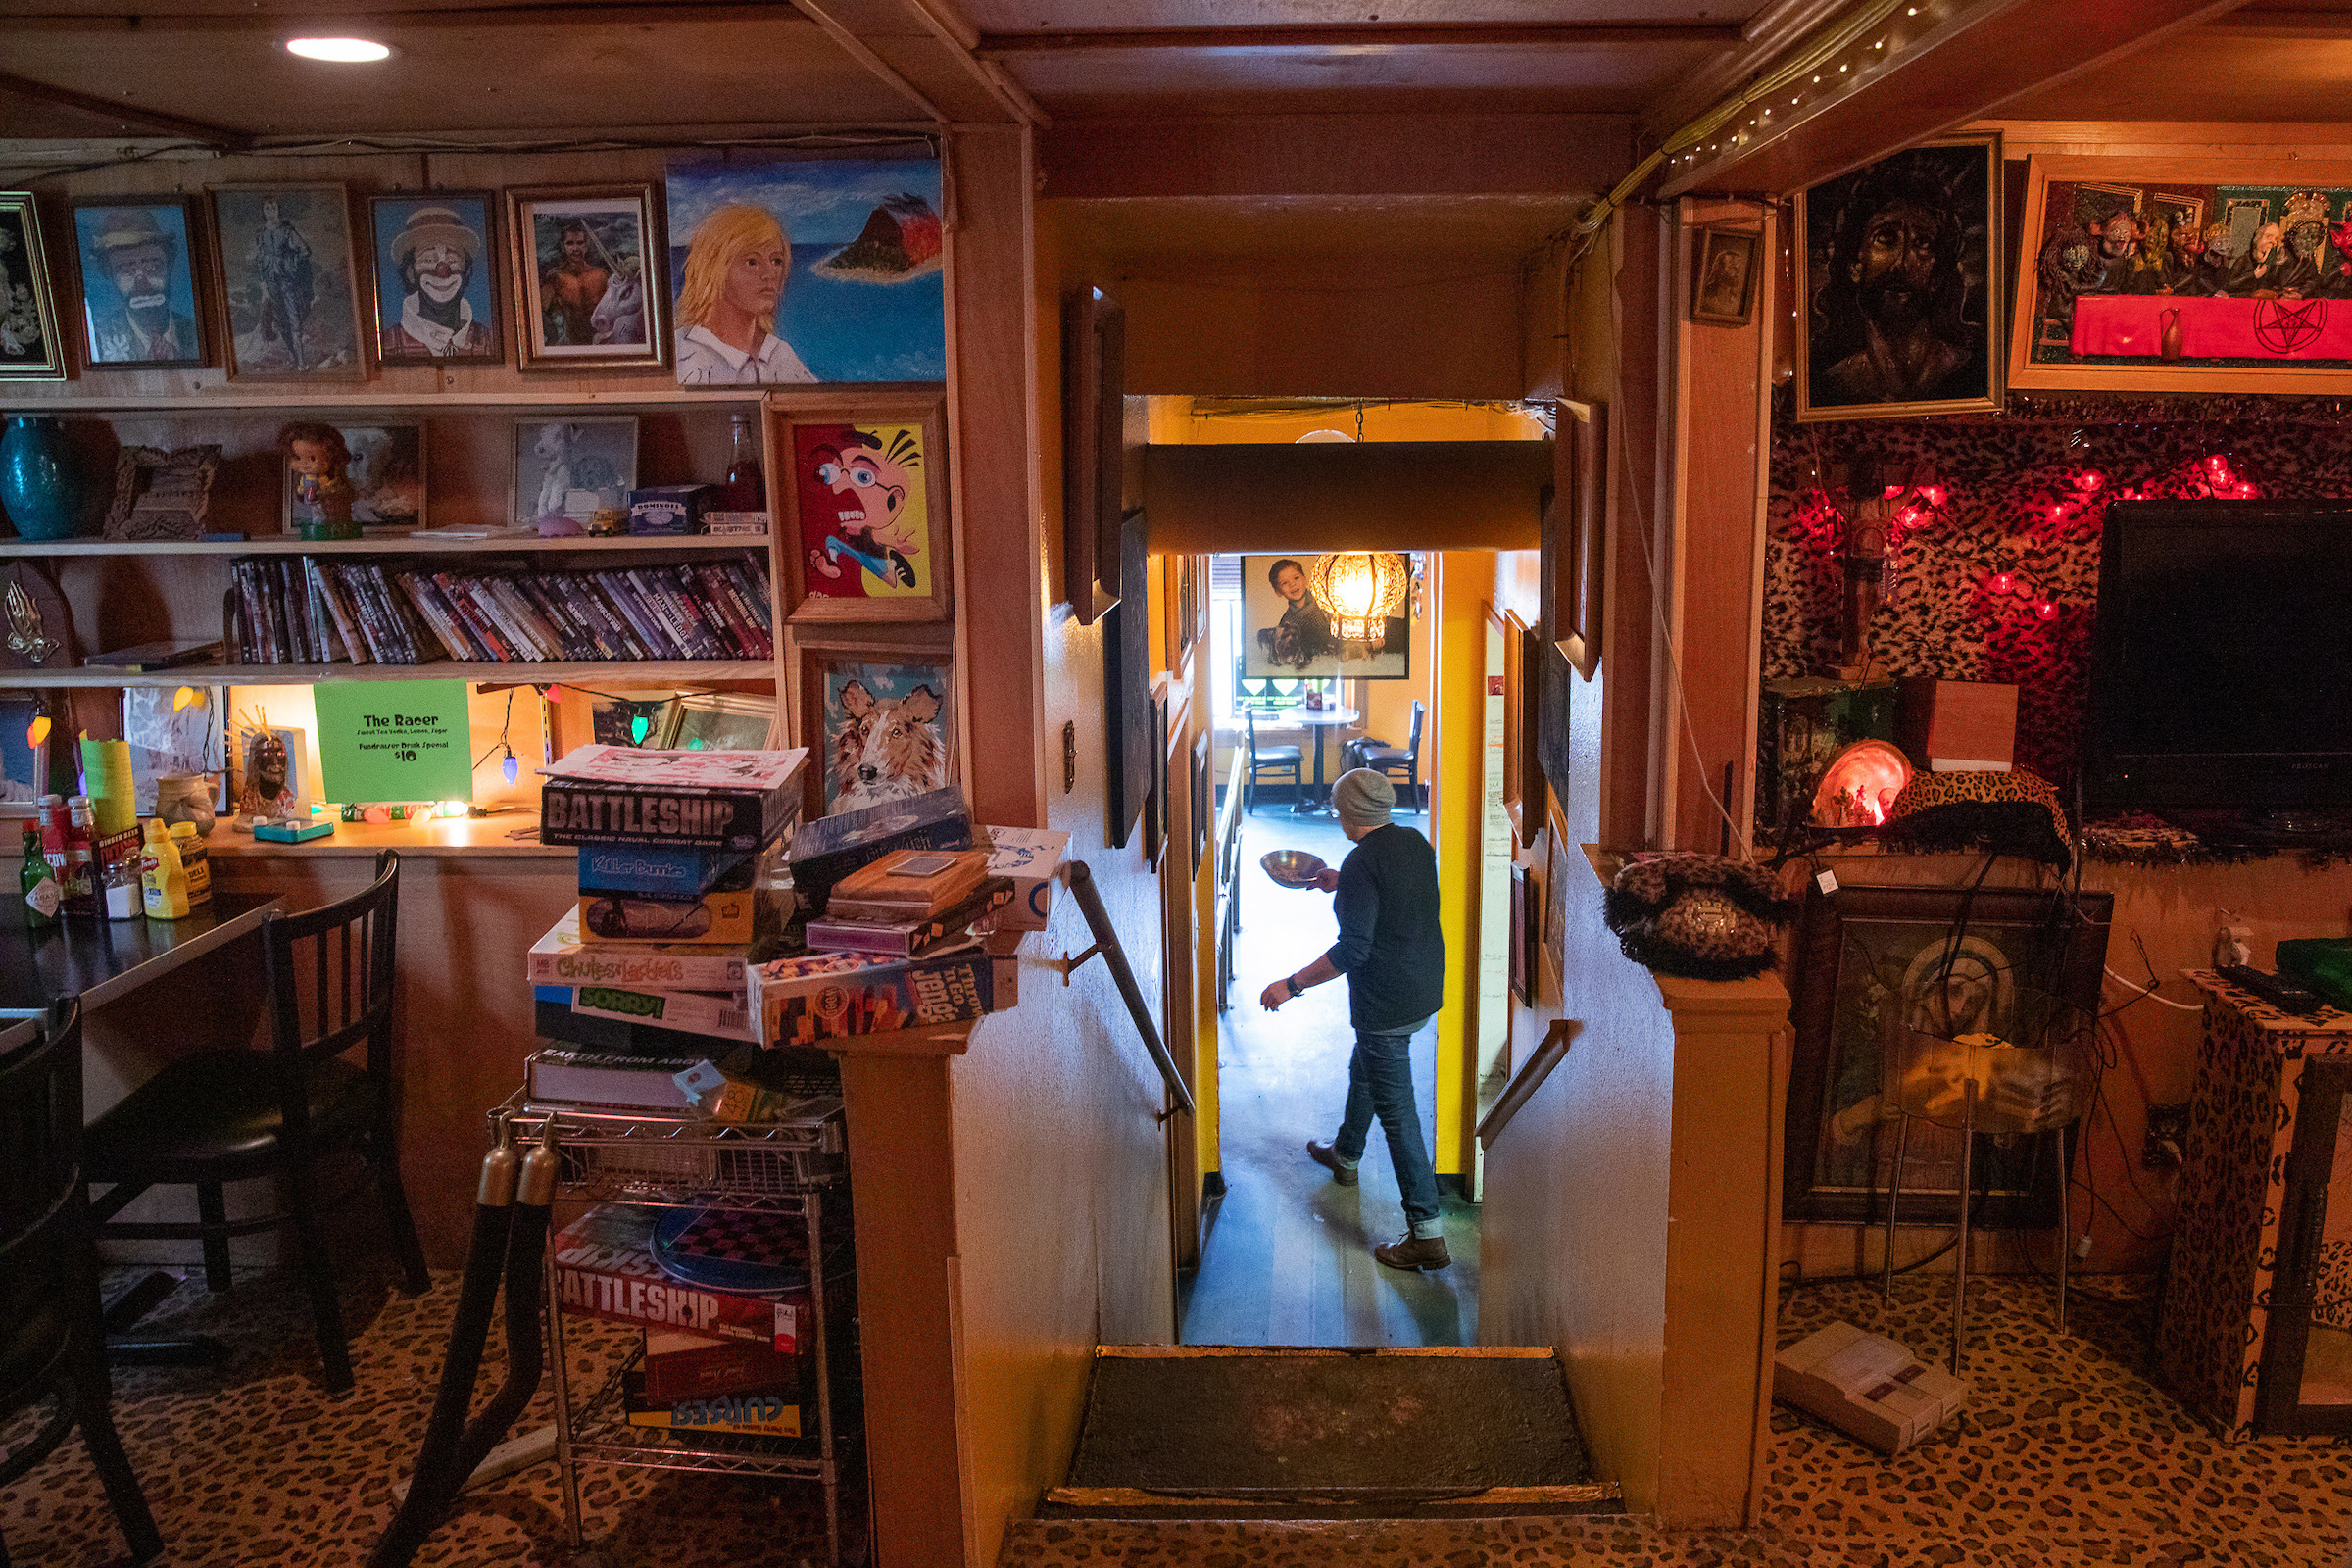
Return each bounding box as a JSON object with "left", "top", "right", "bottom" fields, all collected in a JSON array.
[
  {"left": 140, "top": 819, "right": 191, "bottom": 920},
  {"left": 168, "top": 819, "right": 211, "bottom": 906}
]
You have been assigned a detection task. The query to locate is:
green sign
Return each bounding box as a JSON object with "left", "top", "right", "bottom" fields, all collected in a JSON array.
[{"left": 315, "top": 679, "right": 473, "bottom": 804}]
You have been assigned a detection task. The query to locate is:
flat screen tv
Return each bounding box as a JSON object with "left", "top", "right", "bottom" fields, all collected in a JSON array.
[{"left": 2083, "top": 500, "right": 2352, "bottom": 810}]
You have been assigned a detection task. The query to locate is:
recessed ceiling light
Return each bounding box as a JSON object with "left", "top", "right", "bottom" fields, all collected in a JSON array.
[{"left": 285, "top": 37, "right": 392, "bottom": 63}]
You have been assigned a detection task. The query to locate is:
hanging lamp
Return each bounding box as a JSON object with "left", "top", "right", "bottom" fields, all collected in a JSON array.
[{"left": 1307, "top": 551, "right": 1410, "bottom": 643}]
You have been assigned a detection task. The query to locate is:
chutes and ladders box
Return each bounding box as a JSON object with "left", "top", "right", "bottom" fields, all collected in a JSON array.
[{"left": 1773, "top": 1320, "right": 1967, "bottom": 1454}]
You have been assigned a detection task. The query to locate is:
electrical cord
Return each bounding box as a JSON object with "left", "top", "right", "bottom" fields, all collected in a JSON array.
[{"left": 1780, "top": 1231, "right": 1959, "bottom": 1289}]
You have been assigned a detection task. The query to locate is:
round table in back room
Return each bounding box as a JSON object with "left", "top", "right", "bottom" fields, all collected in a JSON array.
[{"left": 1279, "top": 705, "right": 1362, "bottom": 815}]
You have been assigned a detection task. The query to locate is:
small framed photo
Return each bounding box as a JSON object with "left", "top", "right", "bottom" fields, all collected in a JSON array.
[
  {"left": 1690, "top": 224, "right": 1761, "bottom": 326},
  {"left": 368, "top": 193, "right": 503, "bottom": 365},
  {"left": 789, "top": 632, "right": 956, "bottom": 818},
  {"left": 776, "top": 396, "right": 951, "bottom": 623},
  {"left": 505, "top": 184, "right": 664, "bottom": 371},
  {"left": 512, "top": 415, "right": 638, "bottom": 527},
  {"left": 279, "top": 423, "right": 426, "bottom": 532},
  {"left": 67, "top": 195, "right": 206, "bottom": 370},
  {"left": 0, "top": 194, "right": 66, "bottom": 380},
  {"left": 209, "top": 184, "right": 368, "bottom": 382}
]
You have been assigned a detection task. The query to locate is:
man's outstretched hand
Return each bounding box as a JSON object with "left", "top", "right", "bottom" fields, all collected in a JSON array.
[{"left": 1258, "top": 980, "right": 1290, "bottom": 1011}]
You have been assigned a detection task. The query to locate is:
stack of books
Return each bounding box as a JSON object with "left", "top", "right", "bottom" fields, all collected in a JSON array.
[
  {"left": 525, "top": 745, "right": 806, "bottom": 1112},
  {"left": 803, "top": 848, "right": 1011, "bottom": 956},
  {"left": 223, "top": 553, "right": 775, "bottom": 666}
]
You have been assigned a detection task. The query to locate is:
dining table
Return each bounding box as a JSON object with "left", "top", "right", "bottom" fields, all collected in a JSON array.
[
  {"left": 1280, "top": 704, "right": 1363, "bottom": 815},
  {"left": 0, "top": 888, "right": 288, "bottom": 1365}
]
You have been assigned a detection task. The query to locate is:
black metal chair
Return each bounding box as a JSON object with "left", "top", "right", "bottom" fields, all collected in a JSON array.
[
  {"left": 1242, "top": 707, "right": 1303, "bottom": 815},
  {"left": 1344, "top": 699, "right": 1425, "bottom": 811},
  {"left": 1, "top": 998, "right": 164, "bottom": 1567},
  {"left": 84, "top": 850, "right": 430, "bottom": 1396}
]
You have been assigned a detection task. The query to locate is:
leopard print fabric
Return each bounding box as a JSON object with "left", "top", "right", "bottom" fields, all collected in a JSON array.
[
  {"left": 1881, "top": 765, "right": 2073, "bottom": 864},
  {"left": 2158, "top": 974, "right": 2352, "bottom": 1439}
]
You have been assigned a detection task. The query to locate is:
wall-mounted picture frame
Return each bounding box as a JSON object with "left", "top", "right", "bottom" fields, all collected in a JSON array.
[
  {"left": 68, "top": 195, "right": 207, "bottom": 370},
  {"left": 775, "top": 396, "right": 951, "bottom": 623},
  {"left": 789, "top": 632, "right": 956, "bottom": 818},
  {"left": 1061, "top": 285, "right": 1123, "bottom": 625},
  {"left": 1782, "top": 883, "right": 2112, "bottom": 1229},
  {"left": 2008, "top": 154, "right": 2352, "bottom": 396},
  {"left": 1104, "top": 507, "right": 1152, "bottom": 850},
  {"left": 1498, "top": 606, "right": 1527, "bottom": 825},
  {"left": 1170, "top": 551, "right": 1206, "bottom": 674},
  {"left": 663, "top": 151, "right": 945, "bottom": 386},
  {"left": 368, "top": 192, "right": 504, "bottom": 365},
  {"left": 1190, "top": 728, "right": 1211, "bottom": 880},
  {"left": 505, "top": 184, "right": 665, "bottom": 371},
  {"left": 1238, "top": 553, "right": 1410, "bottom": 681},
  {"left": 0, "top": 193, "right": 66, "bottom": 380},
  {"left": 1548, "top": 399, "right": 1606, "bottom": 683},
  {"left": 513, "top": 415, "right": 638, "bottom": 527},
  {"left": 281, "top": 423, "right": 425, "bottom": 532},
  {"left": 656, "top": 690, "right": 780, "bottom": 752},
  {"left": 1508, "top": 861, "right": 1533, "bottom": 1005},
  {"left": 208, "top": 183, "right": 368, "bottom": 382},
  {"left": 1690, "top": 224, "right": 1761, "bottom": 326},
  {"left": 1794, "top": 131, "right": 2003, "bottom": 422}
]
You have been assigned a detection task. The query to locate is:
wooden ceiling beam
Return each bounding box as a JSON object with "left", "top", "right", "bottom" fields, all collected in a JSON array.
[
  {"left": 1657, "top": 0, "right": 2244, "bottom": 199},
  {"left": 0, "top": 69, "right": 250, "bottom": 147},
  {"left": 979, "top": 22, "right": 1744, "bottom": 56}
]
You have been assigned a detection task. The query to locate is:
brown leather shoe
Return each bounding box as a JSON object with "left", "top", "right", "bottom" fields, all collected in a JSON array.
[
  {"left": 1374, "top": 1234, "right": 1450, "bottom": 1271},
  {"left": 1306, "top": 1140, "right": 1358, "bottom": 1186}
]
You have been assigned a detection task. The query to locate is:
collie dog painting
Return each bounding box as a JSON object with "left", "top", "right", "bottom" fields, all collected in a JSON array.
[{"left": 818, "top": 658, "right": 953, "bottom": 814}]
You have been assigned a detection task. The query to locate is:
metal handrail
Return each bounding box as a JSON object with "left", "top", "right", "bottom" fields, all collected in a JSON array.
[
  {"left": 1476, "top": 1017, "right": 1578, "bottom": 1149},
  {"left": 1054, "top": 859, "right": 1197, "bottom": 1120}
]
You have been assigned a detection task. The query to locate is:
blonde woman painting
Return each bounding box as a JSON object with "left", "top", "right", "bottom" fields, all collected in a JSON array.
[{"left": 673, "top": 204, "right": 817, "bottom": 385}]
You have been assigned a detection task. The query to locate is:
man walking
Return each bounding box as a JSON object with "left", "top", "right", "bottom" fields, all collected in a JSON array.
[{"left": 1258, "top": 768, "right": 1449, "bottom": 1271}]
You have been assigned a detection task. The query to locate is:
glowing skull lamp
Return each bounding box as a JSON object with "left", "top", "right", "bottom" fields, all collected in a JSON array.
[{"left": 1810, "top": 739, "right": 1912, "bottom": 829}]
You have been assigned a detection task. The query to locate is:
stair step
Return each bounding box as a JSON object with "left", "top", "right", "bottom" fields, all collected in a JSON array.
[
  {"left": 1051, "top": 1345, "right": 1617, "bottom": 1519},
  {"left": 1003, "top": 1516, "right": 1666, "bottom": 1565}
]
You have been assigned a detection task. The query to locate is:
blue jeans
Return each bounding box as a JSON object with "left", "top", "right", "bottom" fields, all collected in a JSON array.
[{"left": 1333, "top": 1024, "right": 1444, "bottom": 1237}]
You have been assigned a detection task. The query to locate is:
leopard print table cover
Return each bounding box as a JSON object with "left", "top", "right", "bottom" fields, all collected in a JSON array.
[{"left": 2157, "top": 971, "right": 2352, "bottom": 1440}]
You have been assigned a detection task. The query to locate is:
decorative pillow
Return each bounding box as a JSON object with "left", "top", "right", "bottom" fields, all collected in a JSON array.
[
  {"left": 1603, "top": 852, "right": 1796, "bottom": 981},
  {"left": 1882, "top": 766, "right": 2072, "bottom": 866}
]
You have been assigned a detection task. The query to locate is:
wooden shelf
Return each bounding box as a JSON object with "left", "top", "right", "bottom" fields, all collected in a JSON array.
[
  {"left": 8, "top": 389, "right": 762, "bottom": 414},
  {"left": 8, "top": 660, "right": 771, "bottom": 689},
  {"left": 0, "top": 535, "right": 771, "bottom": 558}
]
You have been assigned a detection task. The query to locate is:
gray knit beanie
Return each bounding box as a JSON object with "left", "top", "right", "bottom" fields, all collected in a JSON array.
[{"left": 1332, "top": 768, "right": 1396, "bottom": 832}]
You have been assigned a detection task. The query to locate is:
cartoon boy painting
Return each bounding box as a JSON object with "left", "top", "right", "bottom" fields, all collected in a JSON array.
[{"left": 797, "top": 423, "right": 927, "bottom": 598}]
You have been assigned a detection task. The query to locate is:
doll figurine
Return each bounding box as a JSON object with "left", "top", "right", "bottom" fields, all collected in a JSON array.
[{"left": 279, "top": 420, "right": 359, "bottom": 541}]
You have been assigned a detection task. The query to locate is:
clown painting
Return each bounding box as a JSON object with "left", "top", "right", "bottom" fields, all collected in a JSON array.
[{"left": 785, "top": 407, "right": 949, "bottom": 622}]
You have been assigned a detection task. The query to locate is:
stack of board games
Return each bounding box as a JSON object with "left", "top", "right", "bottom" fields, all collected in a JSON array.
[
  {"left": 554, "top": 1197, "right": 849, "bottom": 1445},
  {"left": 803, "top": 848, "right": 1015, "bottom": 956},
  {"left": 527, "top": 745, "right": 806, "bottom": 1111}
]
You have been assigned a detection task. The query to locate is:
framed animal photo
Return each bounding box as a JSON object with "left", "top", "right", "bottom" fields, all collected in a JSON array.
[
  {"left": 663, "top": 152, "right": 945, "bottom": 385},
  {"left": 776, "top": 397, "right": 951, "bottom": 623},
  {"left": 790, "top": 634, "right": 956, "bottom": 818},
  {"left": 208, "top": 183, "right": 368, "bottom": 382},
  {"left": 512, "top": 416, "right": 637, "bottom": 527},
  {"left": 1690, "top": 224, "right": 1760, "bottom": 326},
  {"left": 505, "top": 184, "right": 664, "bottom": 371},
  {"left": 68, "top": 196, "right": 206, "bottom": 370},
  {"left": 0, "top": 193, "right": 66, "bottom": 379},
  {"left": 1793, "top": 132, "right": 2003, "bottom": 422},
  {"left": 280, "top": 423, "right": 425, "bottom": 531},
  {"left": 368, "top": 193, "right": 503, "bottom": 365}
]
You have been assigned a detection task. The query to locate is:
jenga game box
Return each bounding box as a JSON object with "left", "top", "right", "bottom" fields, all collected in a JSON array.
[{"left": 746, "top": 940, "right": 1011, "bottom": 1047}]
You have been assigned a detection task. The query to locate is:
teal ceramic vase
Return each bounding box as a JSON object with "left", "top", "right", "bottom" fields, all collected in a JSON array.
[{"left": 0, "top": 416, "right": 84, "bottom": 541}]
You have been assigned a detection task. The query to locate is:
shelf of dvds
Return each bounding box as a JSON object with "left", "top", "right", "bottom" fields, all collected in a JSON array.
[
  {"left": 15, "top": 660, "right": 769, "bottom": 689},
  {"left": 0, "top": 535, "right": 767, "bottom": 557}
]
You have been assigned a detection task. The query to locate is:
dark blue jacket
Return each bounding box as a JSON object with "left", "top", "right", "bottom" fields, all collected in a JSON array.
[{"left": 1324, "top": 823, "right": 1446, "bottom": 1033}]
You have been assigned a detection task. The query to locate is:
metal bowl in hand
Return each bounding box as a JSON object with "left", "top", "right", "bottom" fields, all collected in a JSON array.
[{"left": 1260, "top": 850, "right": 1329, "bottom": 889}]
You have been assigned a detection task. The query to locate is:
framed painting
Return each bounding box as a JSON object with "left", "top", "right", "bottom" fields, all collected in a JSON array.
[
  {"left": 1104, "top": 508, "right": 1152, "bottom": 850},
  {"left": 513, "top": 416, "right": 637, "bottom": 527},
  {"left": 1509, "top": 862, "right": 1532, "bottom": 1005},
  {"left": 1782, "top": 883, "right": 2113, "bottom": 1229},
  {"left": 2008, "top": 154, "right": 2352, "bottom": 396},
  {"left": 1551, "top": 400, "right": 1605, "bottom": 682},
  {"left": 664, "top": 152, "right": 945, "bottom": 386},
  {"left": 1690, "top": 224, "right": 1761, "bottom": 326},
  {"left": 69, "top": 195, "right": 206, "bottom": 370},
  {"left": 0, "top": 193, "right": 66, "bottom": 379},
  {"left": 1061, "top": 284, "right": 1123, "bottom": 625},
  {"left": 1498, "top": 607, "right": 1528, "bottom": 826},
  {"left": 1238, "top": 553, "right": 1409, "bottom": 681},
  {"left": 208, "top": 183, "right": 368, "bottom": 382},
  {"left": 774, "top": 396, "right": 951, "bottom": 623},
  {"left": 280, "top": 423, "right": 424, "bottom": 532},
  {"left": 1170, "top": 552, "right": 1206, "bottom": 674},
  {"left": 368, "top": 192, "right": 503, "bottom": 365},
  {"left": 1190, "top": 728, "right": 1211, "bottom": 880},
  {"left": 505, "top": 184, "right": 664, "bottom": 371},
  {"left": 1793, "top": 132, "right": 2003, "bottom": 422},
  {"left": 789, "top": 632, "right": 956, "bottom": 818}
]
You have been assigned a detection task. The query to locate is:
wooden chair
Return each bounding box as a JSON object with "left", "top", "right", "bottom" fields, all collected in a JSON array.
[
  {"left": 1242, "top": 707, "right": 1303, "bottom": 815},
  {"left": 1345, "top": 699, "right": 1425, "bottom": 811},
  {"left": 84, "top": 851, "right": 430, "bottom": 1396},
  {"left": 0, "top": 998, "right": 163, "bottom": 1566}
]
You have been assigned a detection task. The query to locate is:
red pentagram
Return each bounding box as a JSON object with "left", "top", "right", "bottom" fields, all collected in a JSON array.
[{"left": 2254, "top": 298, "right": 2327, "bottom": 354}]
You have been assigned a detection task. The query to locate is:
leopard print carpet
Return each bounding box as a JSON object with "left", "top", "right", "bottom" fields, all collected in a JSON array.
[
  {"left": 1, "top": 1261, "right": 853, "bottom": 1567},
  {"left": 1001, "top": 1274, "right": 2352, "bottom": 1567}
]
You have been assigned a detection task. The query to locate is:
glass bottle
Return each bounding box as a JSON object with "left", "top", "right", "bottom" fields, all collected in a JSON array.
[
  {"left": 723, "top": 414, "right": 765, "bottom": 514},
  {"left": 21, "top": 822, "right": 58, "bottom": 926},
  {"left": 61, "top": 796, "right": 97, "bottom": 917}
]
